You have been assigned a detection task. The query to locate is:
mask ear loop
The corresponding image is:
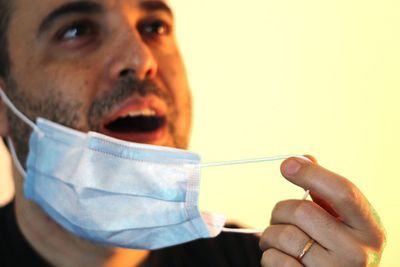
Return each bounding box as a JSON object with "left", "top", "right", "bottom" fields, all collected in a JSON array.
[
  {"left": 0, "top": 88, "right": 44, "bottom": 178},
  {"left": 200, "top": 154, "right": 310, "bottom": 168},
  {"left": 201, "top": 155, "right": 312, "bottom": 235},
  {"left": 5, "top": 136, "right": 27, "bottom": 178},
  {"left": 0, "top": 89, "right": 42, "bottom": 135}
]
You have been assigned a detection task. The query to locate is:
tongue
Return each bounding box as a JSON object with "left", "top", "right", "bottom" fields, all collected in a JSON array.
[{"left": 105, "top": 116, "right": 166, "bottom": 133}]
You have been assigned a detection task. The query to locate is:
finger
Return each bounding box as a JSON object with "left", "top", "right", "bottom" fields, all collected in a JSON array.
[
  {"left": 259, "top": 224, "right": 331, "bottom": 265},
  {"left": 280, "top": 156, "right": 375, "bottom": 230},
  {"left": 303, "top": 154, "right": 318, "bottom": 164},
  {"left": 260, "top": 248, "right": 302, "bottom": 267},
  {"left": 270, "top": 199, "right": 357, "bottom": 252},
  {"left": 269, "top": 200, "right": 386, "bottom": 265},
  {"left": 310, "top": 191, "right": 340, "bottom": 219}
]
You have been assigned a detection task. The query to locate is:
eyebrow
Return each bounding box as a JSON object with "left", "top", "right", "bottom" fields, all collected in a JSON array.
[
  {"left": 37, "top": 0, "right": 173, "bottom": 36},
  {"left": 38, "top": 1, "right": 104, "bottom": 35},
  {"left": 140, "top": 1, "right": 173, "bottom": 17}
]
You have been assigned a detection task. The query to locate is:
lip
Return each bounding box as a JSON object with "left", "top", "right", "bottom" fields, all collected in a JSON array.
[{"left": 100, "top": 95, "right": 168, "bottom": 144}]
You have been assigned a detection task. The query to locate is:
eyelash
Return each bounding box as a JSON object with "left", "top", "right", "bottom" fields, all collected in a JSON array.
[
  {"left": 55, "top": 19, "right": 98, "bottom": 42},
  {"left": 139, "top": 19, "right": 172, "bottom": 40},
  {"left": 54, "top": 18, "right": 172, "bottom": 45}
]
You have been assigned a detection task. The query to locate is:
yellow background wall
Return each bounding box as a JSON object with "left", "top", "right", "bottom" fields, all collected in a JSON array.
[
  {"left": 1, "top": 0, "right": 399, "bottom": 266},
  {"left": 174, "top": 0, "right": 399, "bottom": 266}
]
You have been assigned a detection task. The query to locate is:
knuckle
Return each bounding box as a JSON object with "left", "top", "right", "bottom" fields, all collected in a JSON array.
[
  {"left": 259, "top": 233, "right": 269, "bottom": 251},
  {"left": 272, "top": 200, "right": 287, "bottom": 213},
  {"left": 282, "top": 257, "right": 298, "bottom": 267},
  {"left": 379, "top": 231, "right": 387, "bottom": 250},
  {"left": 364, "top": 206, "right": 387, "bottom": 251},
  {"left": 261, "top": 249, "right": 297, "bottom": 267},
  {"left": 258, "top": 239, "right": 265, "bottom": 251},
  {"left": 298, "top": 159, "right": 314, "bottom": 176},
  {"left": 260, "top": 250, "right": 273, "bottom": 266},
  {"left": 280, "top": 261, "right": 290, "bottom": 267},
  {"left": 354, "top": 253, "right": 369, "bottom": 266},
  {"left": 271, "top": 200, "right": 292, "bottom": 220},
  {"left": 293, "top": 201, "right": 315, "bottom": 221},
  {"left": 375, "top": 222, "right": 387, "bottom": 251},
  {"left": 369, "top": 228, "right": 387, "bottom": 252},
  {"left": 348, "top": 246, "right": 369, "bottom": 267},
  {"left": 279, "top": 225, "right": 299, "bottom": 247},
  {"left": 337, "top": 184, "right": 359, "bottom": 205}
]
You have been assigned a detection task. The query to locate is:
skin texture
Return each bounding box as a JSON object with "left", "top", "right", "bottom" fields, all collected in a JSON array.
[
  {"left": 260, "top": 157, "right": 386, "bottom": 267},
  {"left": 0, "top": 0, "right": 191, "bottom": 266},
  {"left": 0, "top": 0, "right": 386, "bottom": 266}
]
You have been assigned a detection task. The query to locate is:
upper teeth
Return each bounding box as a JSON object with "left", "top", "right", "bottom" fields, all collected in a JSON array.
[{"left": 125, "top": 109, "right": 156, "bottom": 117}]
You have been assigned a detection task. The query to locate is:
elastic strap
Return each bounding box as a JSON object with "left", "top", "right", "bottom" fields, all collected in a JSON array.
[
  {"left": 200, "top": 154, "right": 310, "bottom": 168},
  {"left": 0, "top": 88, "right": 42, "bottom": 135},
  {"left": 212, "top": 154, "right": 312, "bottom": 235},
  {"left": 6, "top": 136, "right": 27, "bottom": 178},
  {"left": 0, "top": 87, "right": 43, "bottom": 178}
]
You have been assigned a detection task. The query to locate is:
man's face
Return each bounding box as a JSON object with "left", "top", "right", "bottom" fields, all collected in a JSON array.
[{"left": 2, "top": 0, "right": 192, "bottom": 161}]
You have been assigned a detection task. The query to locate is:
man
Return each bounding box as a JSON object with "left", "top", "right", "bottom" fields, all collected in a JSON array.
[{"left": 0, "top": 0, "right": 386, "bottom": 266}]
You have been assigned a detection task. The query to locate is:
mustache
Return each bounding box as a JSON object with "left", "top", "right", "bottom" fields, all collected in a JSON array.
[{"left": 88, "top": 74, "right": 172, "bottom": 131}]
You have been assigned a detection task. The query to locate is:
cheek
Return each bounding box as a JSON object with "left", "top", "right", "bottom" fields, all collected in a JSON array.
[
  {"left": 157, "top": 52, "right": 190, "bottom": 99},
  {"left": 38, "top": 45, "right": 107, "bottom": 98},
  {"left": 36, "top": 66, "right": 95, "bottom": 103},
  {"left": 12, "top": 61, "right": 103, "bottom": 130}
]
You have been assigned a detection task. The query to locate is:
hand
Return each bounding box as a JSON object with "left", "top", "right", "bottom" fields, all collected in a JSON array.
[{"left": 259, "top": 156, "right": 386, "bottom": 267}]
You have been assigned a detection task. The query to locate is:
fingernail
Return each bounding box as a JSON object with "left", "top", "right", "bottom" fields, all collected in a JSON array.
[{"left": 284, "top": 158, "right": 302, "bottom": 175}]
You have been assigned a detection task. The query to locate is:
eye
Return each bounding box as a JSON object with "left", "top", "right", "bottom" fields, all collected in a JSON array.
[
  {"left": 139, "top": 19, "right": 171, "bottom": 39},
  {"left": 55, "top": 20, "right": 97, "bottom": 41}
]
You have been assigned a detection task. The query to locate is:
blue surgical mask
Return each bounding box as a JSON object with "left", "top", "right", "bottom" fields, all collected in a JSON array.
[{"left": 0, "top": 89, "right": 308, "bottom": 249}]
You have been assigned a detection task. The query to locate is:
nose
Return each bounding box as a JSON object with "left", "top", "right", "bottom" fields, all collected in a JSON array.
[{"left": 108, "top": 29, "right": 158, "bottom": 81}]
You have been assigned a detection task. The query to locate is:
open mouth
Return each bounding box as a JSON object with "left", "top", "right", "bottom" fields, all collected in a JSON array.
[
  {"left": 104, "top": 109, "right": 166, "bottom": 133},
  {"left": 100, "top": 97, "right": 168, "bottom": 144}
]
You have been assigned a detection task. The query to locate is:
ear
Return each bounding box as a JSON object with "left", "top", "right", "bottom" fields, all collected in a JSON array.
[{"left": 0, "top": 79, "right": 10, "bottom": 137}]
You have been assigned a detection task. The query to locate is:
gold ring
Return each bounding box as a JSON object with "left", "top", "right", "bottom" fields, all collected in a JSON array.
[{"left": 297, "top": 239, "right": 315, "bottom": 261}]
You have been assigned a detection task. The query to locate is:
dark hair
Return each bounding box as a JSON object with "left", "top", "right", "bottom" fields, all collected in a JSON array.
[{"left": 0, "top": 0, "right": 11, "bottom": 78}]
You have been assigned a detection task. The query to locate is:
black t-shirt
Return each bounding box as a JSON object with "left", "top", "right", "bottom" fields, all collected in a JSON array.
[{"left": 0, "top": 201, "right": 262, "bottom": 267}]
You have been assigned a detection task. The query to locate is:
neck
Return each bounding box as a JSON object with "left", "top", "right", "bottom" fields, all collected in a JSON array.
[{"left": 13, "top": 166, "right": 150, "bottom": 267}]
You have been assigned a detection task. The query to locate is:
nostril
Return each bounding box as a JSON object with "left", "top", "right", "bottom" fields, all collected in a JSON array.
[
  {"left": 119, "top": 69, "right": 134, "bottom": 78},
  {"left": 145, "top": 68, "right": 156, "bottom": 80}
]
